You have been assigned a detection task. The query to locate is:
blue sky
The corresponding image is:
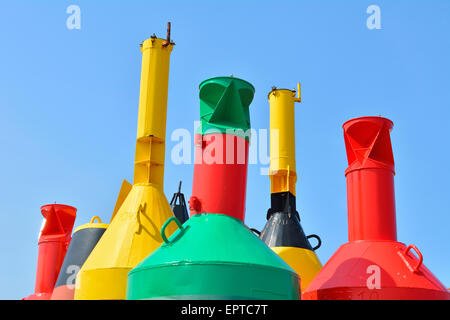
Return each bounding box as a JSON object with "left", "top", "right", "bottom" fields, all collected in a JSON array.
[{"left": 0, "top": 0, "right": 449, "bottom": 299}]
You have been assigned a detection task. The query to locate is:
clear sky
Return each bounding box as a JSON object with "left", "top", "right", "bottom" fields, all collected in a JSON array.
[{"left": 0, "top": 0, "right": 449, "bottom": 299}]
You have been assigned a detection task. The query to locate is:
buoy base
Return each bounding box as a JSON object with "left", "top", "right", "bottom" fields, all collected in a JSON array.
[
  {"left": 23, "top": 293, "right": 51, "bottom": 300},
  {"left": 75, "top": 267, "right": 130, "bottom": 300},
  {"left": 74, "top": 183, "right": 176, "bottom": 300},
  {"left": 127, "top": 214, "right": 301, "bottom": 300},
  {"left": 50, "top": 285, "right": 75, "bottom": 300},
  {"left": 303, "top": 240, "right": 449, "bottom": 300}
]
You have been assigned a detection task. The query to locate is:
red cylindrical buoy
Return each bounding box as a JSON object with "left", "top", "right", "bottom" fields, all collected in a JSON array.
[
  {"left": 24, "top": 204, "right": 77, "bottom": 300},
  {"left": 188, "top": 76, "right": 255, "bottom": 222},
  {"left": 303, "top": 116, "right": 449, "bottom": 300}
]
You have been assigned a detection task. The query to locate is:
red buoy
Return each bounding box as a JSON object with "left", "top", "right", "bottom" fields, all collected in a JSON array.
[
  {"left": 303, "top": 116, "right": 449, "bottom": 300},
  {"left": 24, "top": 204, "right": 77, "bottom": 300}
]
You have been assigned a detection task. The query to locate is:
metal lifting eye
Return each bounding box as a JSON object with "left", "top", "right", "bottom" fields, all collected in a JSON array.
[{"left": 306, "top": 234, "right": 322, "bottom": 251}]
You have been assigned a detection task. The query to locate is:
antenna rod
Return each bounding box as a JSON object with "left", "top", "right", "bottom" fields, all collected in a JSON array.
[{"left": 163, "top": 22, "right": 171, "bottom": 47}]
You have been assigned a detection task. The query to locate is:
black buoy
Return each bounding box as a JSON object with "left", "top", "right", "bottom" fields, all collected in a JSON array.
[{"left": 51, "top": 216, "right": 108, "bottom": 300}]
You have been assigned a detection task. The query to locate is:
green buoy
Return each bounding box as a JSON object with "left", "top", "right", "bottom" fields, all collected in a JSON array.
[
  {"left": 126, "top": 76, "right": 301, "bottom": 300},
  {"left": 127, "top": 214, "right": 300, "bottom": 299}
]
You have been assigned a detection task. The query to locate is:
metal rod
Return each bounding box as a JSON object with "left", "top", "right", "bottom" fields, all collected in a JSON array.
[{"left": 163, "top": 22, "right": 171, "bottom": 47}]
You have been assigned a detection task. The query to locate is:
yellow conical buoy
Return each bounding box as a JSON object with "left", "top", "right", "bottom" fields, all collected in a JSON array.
[
  {"left": 260, "top": 84, "right": 322, "bottom": 293},
  {"left": 74, "top": 24, "right": 176, "bottom": 300}
]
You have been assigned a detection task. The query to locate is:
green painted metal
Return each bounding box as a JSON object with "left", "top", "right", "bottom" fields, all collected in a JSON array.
[
  {"left": 127, "top": 214, "right": 301, "bottom": 300},
  {"left": 198, "top": 76, "right": 254, "bottom": 139}
]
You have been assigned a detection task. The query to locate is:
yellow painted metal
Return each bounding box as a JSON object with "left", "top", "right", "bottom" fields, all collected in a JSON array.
[
  {"left": 267, "top": 84, "right": 322, "bottom": 294},
  {"left": 271, "top": 246, "right": 322, "bottom": 292},
  {"left": 134, "top": 38, "right": 172, "bottom": 186},
  {"left": 74, "top": 34, "right": 176, "bottom": 300},
  {"left": 268, "top": 85, "right": 301, "bottom": 196},
  {"left": 110, "top": 179, "right": 132, "bottom": 222}
]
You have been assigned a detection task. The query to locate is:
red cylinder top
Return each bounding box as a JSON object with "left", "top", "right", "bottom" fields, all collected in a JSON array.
[
  {"left": 39, "top": 204, "right": 77, "bottom": 242},
  {"left": 343, "top": 116, "right": 397, "bottom": 241},
  {"left": 34, "top": 204, "right": 77, "bottom": 296}
]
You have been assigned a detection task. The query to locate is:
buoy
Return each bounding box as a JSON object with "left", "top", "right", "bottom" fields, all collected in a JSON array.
[
  {"left": 259, "top": 85, "right": 322, "bottom": 293},
  {"left": 24, "top": 204, "right": 77, "bottom": 300},
  {"left": 51, "top": 216, "right": 108, "bottom": 300},
  {"left": 303, "top": 116, "right": 450, "bottom": 300},
  {"left": 127, "top": 76, "right": 301, "bottom": 300},
  {"left": 74, "top": 23, "right": 177, "bottom": 300}
]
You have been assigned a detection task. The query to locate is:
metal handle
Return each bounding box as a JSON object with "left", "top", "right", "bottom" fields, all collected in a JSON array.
[
  {"left": 135, "top": 203, "right": 147, "bottom": 234},
  {"left": 250, "top": 228, "right": 261, "bottom": 236},
  {"left": 161, "top": 216, "right": 184, "bottom": 244},
  {"left": 404, "top": 244, "right": 423, "bottom": 273},
  {"left": 294, "top": 83, "right": 301, "bottom": 102},
  {"left": 90, "top": 216, "right": 102, "bottom": 224},
  {"left": 307, "top": 234, "right": 322, "bottom": 251}
]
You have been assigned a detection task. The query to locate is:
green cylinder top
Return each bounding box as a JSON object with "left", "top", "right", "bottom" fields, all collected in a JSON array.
[
  {"left": 197, "top": 76, "right": 254, "bottom": 139},
  {"left": 127, "top": 214, "right": 300, "bottom": 300}
]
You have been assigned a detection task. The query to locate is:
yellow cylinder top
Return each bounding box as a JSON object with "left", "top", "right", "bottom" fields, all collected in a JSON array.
[
  {"left": 133, "top": 37, "right": 174, "bottom": 186},
  {"left": 136, "top": 38, "right": 173, "bottom": 140},
  {"left": 268, "top": 87, "right": 300, "bottom": 196}
]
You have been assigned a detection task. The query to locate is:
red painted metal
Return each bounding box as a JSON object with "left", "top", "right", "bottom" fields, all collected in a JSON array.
[
  {"left": 189, "top": 133, "right": 249, "bottom": 221},
  {"left": 344, "top": 116, "right": 397, "bottom": 241},
  {"left": 24, "top": 204, "right": 77, "bottom": 300},
  {"left": 303, "top": 116, "right": 449, "bottom": 300}
]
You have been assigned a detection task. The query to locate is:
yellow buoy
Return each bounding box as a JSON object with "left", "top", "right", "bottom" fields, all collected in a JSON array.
[
  {"left": 260, "top": 84, "right": 322, "bottom": 293},
  {"left": 74, "top": 24, "right": 176, "bottom": 300}
]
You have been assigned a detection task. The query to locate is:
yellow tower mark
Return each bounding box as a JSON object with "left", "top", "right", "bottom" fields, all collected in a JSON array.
[
  {"left": 268, "top": 84, "right": 301, "bottom": 195},
  {"left": 264, "top": 83, "right": 322, "bottom": 293},
  {"left": 74, "top": 23, "right": 177, "bottom": 300}
]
